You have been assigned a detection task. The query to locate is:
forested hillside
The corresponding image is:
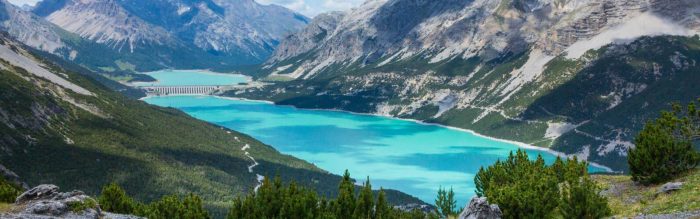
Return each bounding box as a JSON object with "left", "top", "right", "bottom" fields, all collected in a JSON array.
[{"left": 0, "top": 34, "right": 423, "bottom": 217}]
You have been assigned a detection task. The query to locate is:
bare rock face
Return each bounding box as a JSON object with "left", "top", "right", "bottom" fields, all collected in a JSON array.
[
  {"left": 32, "top": 0, "right": 310, "bottom": 62},
  {"left": 2, "top": 184, "right": 142, "bottom": 219},
  {"left": 0, "top": 0, "right": 66, "bottom": 54},
  {"left": 267, "top": 0, "right": 700, "bottom": 79},
  {"left": 458, "top": 196, "right": 502, "bottom": 219}
]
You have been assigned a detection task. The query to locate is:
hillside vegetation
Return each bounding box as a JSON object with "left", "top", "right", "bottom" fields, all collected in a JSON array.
[{"left": 0, "top": 36, "right": 423, "bottom": 217}]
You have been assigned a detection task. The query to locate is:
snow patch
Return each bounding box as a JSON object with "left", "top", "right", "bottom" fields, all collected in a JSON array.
[{"left": 565, "top": 13, "right": 696, "bottom": 59}]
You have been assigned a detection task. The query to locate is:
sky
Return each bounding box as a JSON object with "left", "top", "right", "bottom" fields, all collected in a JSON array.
[
  {"left": 255, "top": 0, "right": 365, "bottom": 17},
  {"left": 7, "top": 0, "right": 363, "bottom": 18}
]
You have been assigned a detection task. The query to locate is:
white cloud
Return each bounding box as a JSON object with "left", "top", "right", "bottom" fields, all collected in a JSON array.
[
  {"left": 256, "top": 0, "right": 364, "bottom": 17},
  {"left": 7, "top": 0, "right": 41, "bottom": 7}
]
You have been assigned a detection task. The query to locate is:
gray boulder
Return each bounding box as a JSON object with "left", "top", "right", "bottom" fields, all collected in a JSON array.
[
  {"left": 658, "top": 182, "right": 683, "bottom": 194},
  {"left": 2, "top": 184, "right": 143, "bottom": 219},
  {"left": 15, "top": 184, "right": 59, "bottom": 204},
  {"left": 458, "top": 196, "right": 502, "bottom": 219}
]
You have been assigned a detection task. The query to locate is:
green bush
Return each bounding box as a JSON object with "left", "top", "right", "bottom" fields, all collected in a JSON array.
[
  {"left": 0, "top": 178, "right": 21, "bottom": 203},
  {"left": 628, "top": 100, "right": 700, "bottom": 185},
  {"left": 559, "top": 177, "right": 611, "bottom": 219},
  {"left": 475, "top": 149, "right": 610, "bottom": 218},
  {"left": 97, "top": 183, "right": 209, "bottom": 219},
  {"left": 98, "top": 183, "right": 137, "bottom": 214}
]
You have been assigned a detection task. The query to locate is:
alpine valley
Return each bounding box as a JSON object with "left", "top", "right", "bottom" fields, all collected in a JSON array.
[
  {"left": 236, "top": 0, "right": 700, "bottom": 171},
  {"left": 0, "top": 0, "right": 700, "bottom": 218}
]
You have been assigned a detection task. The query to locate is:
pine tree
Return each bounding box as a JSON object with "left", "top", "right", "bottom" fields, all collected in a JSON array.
[
  {"left": 629, "top": 101, "right": 700, "bottom": 185},
  {"left": 551, "top": 156, "right": 565, "bottom": 182},
  {"left": 435, "top": 187, "right": 456, "bottom": 217},
  {"left": 336, "top": 170, "right": 356, "bottom": 219},
  {"left": 182, "top": 193, "right": 210, "bottom": 219},
  {"left": 354, "top": 177, "right": 374, "bottom": 219},
  {"left": 374, "top": 188, "right": 390, "bottom": 219}
]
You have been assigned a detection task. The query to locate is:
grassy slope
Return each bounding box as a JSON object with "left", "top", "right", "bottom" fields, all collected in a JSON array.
[
  {"left": 0, "top": 38, "right": 423, "bottom": 216},
  {"left": 593, "top": 169, "right": 700, "bottom": 217}
]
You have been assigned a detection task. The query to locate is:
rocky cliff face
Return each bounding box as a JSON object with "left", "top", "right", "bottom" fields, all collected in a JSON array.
[
  {"left": 0, "top": 0, "right": 67, "bottom": 54},
  {"left": 32, "top": 0, "right": 309, "bottom": 65},
  {"left": 266, "top": 0, "right": 700, "bottom": 76},
  {"left": 237, "top": 0, "right": 700, "bottom": 171},
  {"left": 41, "top": 0, "right": 175, "bottom": 53}
]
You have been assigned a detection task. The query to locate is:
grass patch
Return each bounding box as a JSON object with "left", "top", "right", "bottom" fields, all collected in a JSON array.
[
  {"left": 115, "top": 60, "right": 136, "bottom": 72},
  {"left": 0, "top": 203, "right": 12, "bottom": 213},
  {"left": 67, "top": 199, "right": 98, "bottom": 213},
  {"left": 593, "top": 168, "right": 700, "bottom": 217}
]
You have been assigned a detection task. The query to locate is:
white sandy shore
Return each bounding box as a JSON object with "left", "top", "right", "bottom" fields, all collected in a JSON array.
[{"left": 140, "top": 94, "right": 616, "bottom": 173}]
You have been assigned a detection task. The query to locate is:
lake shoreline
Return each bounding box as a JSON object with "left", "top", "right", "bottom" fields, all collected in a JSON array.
[{"left": 141, "top": 94, "right": 616, "bottom": 173}]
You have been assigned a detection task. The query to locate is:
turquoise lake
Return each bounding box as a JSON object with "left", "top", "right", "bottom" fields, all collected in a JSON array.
[
  {"left": 144, "top": 95, "right": 606, "bottom": 206},
  {"left": 131, "top": 69, "right": 250, "bottom": 86}
]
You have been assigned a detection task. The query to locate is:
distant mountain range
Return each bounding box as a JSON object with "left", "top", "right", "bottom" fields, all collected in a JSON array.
[
  {"left": 1, "top": 0, "right": 309, "bottom": 72},
  {"left": 235, "top": 0, "right": 700, "bottom": 171}
]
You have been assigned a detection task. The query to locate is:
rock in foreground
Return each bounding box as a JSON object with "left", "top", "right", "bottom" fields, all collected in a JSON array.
[
  {"left": 1, "top": 184, "right": 140, "bottom": 219},
  {"left": 458, "top": 196, "right": 502, "bottom": 219}
]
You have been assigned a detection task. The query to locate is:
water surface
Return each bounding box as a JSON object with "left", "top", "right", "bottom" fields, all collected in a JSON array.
[
  {"left": 131, "top": 69, "right": 250, "bottom": 86},
  {"left": 144, "top": 95, "right": 605, "bottom": 206}
]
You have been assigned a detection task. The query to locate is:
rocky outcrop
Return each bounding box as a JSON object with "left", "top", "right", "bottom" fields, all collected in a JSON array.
[
  {"left": 1, "top": 184, "right": 141, "bottom": 219},
  {"left": 458, "top": 197, "right": 502, "bottom": 219},
  {"left": 657, "top": 182, "right": 683, "bottom": 194}
]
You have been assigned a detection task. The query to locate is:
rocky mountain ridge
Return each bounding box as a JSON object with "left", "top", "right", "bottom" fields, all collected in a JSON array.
[
  {"left": 1, "top": 0, "right": 310, "bottom": 73},
  {"left": 266, "top": 0, "right": 700, "bottom": 77},
  {"left": 235, "top": 0, "right": 700, "bottom": 171},
  {"left": 0, "top": 0, "right": 66, "bottom": 55},
  {"left": 32, "top": 0, "right": 309, "bottom": 66}
]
